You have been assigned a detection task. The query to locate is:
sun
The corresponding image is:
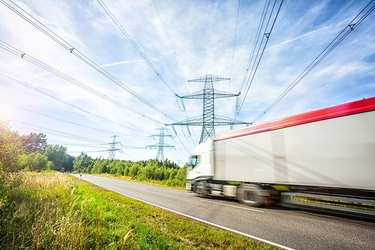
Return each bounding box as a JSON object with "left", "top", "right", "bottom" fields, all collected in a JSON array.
[{"left": 0, "top": 101, "right": 16, "bottom": 120}]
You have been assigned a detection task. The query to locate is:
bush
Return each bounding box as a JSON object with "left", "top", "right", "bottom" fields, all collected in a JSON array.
[{"left": 18, "top": 153, "right": 51, "bottom": 171}]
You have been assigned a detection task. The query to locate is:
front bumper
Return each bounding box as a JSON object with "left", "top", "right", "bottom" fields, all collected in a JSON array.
[{"left": 186, "top": 181, "right": 192, "bottom": 191}]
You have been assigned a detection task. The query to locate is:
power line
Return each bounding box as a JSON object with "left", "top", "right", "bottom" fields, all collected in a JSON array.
[
  {"left": 237, "top": 0, "right": 271, "bottom": 96},
  {"left": 229, "top": 0, "right": 241, "bottom": 81},
  {"left": 0, "top": 72, "right": 146, "bottom": 133},
  {"left": 1, "top": 0, "right": 195, "bottom": 157},
  {"left": 67, "top": 150, "right": 108, "bottom": 154},
  {"left": 2, "top": 79, "right": 189, "bottom": 160},
  {"left": 235, "top": 0, "right": 284, "bottom": 118},
  {"left": 1, "top": 0, "right": 193, "bottom": 157},
  {"left": 13, "top": 120, "right": 107, "bottom": 144},
  {"left": 0, "top": 61, "right": 150, "bottom": 135},
  {"left": 252, "top": 0, "right": 375, "bottom": 123},
  {"left": 1, "top": 0, "right": 179, "bottom": 122},
  {"left": 97, "top": 0, "right": 178, "bottom": 95},
  {"left": 0, "top": 40, "right": 164, "bottom": 126},
  {"left": 48, "top": 140, "right": 108, "bottom": 148},
  {"left": 151, "top": 0, "right": 190, "bottom": 91},
  {"left": 97, "top": 0, "right": 197, "bottom": 152},
  {"left": 151, "top": 0, "right": 199, "bottom": 144},
  {"left": 2, "top": 102, "right": 149, "bottom": 138},
  {"left": 1, "top": 65, "right": 193, "bottom": 157},
  {"left": 227, "top": 0, "right": 241, "bottom": 118}
]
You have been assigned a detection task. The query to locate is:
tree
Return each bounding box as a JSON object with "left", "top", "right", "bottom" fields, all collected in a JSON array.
[
  {"left": 63, "top": 155, "right": 75, "bottom": 172},
  {"left": 129, "top": 164, "right": 140, "bottom": 179},
  {"left": 0, "top": 122, "right": 24, "bottom": 172},
  {"left": 92, "top": 159, "right": 110, "bottom": 174},
  {"left": 73, "top": 152, "right": 93, "bottom": 173},
  {"left": 43, "top": 145, "right": 68, "bottom": 171},
  {"left": 21, "top": 132, "right": 47, "bottom": 154},
  {"left": 18, "top": 152, "right": 51, "bottom": 171}
]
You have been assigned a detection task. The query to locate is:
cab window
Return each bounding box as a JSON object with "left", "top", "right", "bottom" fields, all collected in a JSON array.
[{"left": 188, "top": 155, "right": 200, "bottom": 168}]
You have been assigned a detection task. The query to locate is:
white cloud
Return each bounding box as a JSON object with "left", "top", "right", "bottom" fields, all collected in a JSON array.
[{"left": 101, "top": 60, "right": 145, "bottom": 68}]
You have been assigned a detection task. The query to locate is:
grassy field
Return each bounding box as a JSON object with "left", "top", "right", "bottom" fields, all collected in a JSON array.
[{"left": 0, "top": 172, "right": 279, "bottom": 249}]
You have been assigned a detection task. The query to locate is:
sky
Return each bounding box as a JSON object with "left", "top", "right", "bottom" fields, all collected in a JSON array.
[{"left": 0, "top": 0, "right": 374, "bottom": 166}]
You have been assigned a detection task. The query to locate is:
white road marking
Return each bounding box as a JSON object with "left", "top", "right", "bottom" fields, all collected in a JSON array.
[
  {"left": 201, "top": 199, "right": 264, "bottom": 213},
  {"left": 89, "top": 181, "right": 294, "bottom": 250}
]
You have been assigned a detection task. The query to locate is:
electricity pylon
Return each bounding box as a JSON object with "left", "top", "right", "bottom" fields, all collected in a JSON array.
[
  {"left": 147, "top": 127, "right": 175, "bottom": 161},
  {"left": 169, "top": 74, "right": 251, "bottom": 143},
  {"left": 107, "top": 135, "right": 122, "bottom": 160}
]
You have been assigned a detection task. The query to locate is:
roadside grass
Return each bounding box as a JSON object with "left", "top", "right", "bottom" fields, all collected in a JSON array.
[
  {"left": 289, "top": 196, "right": 375, "bottom": 212},
  {"left": 1, "top": 172, "right": 279, "bottom": 249}
]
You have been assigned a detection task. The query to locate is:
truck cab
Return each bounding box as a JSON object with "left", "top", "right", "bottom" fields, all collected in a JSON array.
[{"left": 186, "top": 138, "right": 215, "bottom": 190}]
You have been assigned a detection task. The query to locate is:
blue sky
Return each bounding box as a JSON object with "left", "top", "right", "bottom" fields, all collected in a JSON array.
[{"left": 0, "top": 0, "right": 374, "bottom": 165}]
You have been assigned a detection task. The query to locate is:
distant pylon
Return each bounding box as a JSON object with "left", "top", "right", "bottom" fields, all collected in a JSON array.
[
  {"left": 168, "top": 74, "right": 251, "bottom": 143},
  {"left": 147, "top": 127, "right": 175, "bottom": 161},
  {"left": 107, "top": 135, "right": 122, "bottom": 160}
]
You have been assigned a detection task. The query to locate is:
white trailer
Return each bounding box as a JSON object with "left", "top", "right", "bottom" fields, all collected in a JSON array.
[{"left": 186, "top": 97, "right": 375, "bottom": 214}]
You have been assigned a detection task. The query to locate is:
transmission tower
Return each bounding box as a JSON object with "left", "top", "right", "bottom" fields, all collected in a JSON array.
[
  {"left": 147, "top": 127, "right": 175, "bottom": 161},
  {"left": 107, "top": 135, "right": 122, "bottom": 160},
  {"left": 169, "top": 74, "right": 251, "bottom": 143}
]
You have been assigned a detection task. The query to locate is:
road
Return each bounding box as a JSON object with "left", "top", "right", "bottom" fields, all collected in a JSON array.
[{"left": 73, "top": 174, "right": 375, "bottom": 250}]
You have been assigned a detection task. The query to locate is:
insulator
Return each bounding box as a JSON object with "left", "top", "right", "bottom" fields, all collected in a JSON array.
[
  {"left": 181, "top": 126, "right": 191, "bottom": 139},
  {"left": 172, "top": 126, "right": 177, "bottom": 136},
  {"left": 175, "top": 95, "right": 186, "bottom": 111},
  {"left": 181, "top": 99, "right": 186, "bottom": 110}
]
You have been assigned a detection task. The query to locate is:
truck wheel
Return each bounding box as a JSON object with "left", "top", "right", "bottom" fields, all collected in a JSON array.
[
  {"left": 237, "top": 184, "right": 264, "bottom": 207},
  {"left": 194, "top": 181, "right": 208, "bottom": 198}
]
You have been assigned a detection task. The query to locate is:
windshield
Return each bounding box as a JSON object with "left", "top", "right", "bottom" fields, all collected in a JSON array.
[{"left": 188, "top": 155, "right": 199, "bottom": 168}]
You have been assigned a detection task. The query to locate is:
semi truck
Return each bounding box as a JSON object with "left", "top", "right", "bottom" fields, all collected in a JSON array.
[{"left": 186, "top": 97, "right": 375, "bottom": 215}]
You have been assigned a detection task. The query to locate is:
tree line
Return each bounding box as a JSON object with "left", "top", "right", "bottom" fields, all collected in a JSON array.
[
  {"left": 0, "top": 122, "right": 187, "bottom": 187},
  {"left": 74, "top": 152, "right": 186, "bottom": 187}
]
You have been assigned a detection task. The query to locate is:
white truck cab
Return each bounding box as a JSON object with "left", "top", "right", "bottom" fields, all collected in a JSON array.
[{"left": 186, "top": 138, "right": 215, "bottom": 190}]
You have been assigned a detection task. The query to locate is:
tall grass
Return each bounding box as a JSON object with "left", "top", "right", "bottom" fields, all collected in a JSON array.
[
  {"left": 0, "top": 172, "right": 279, "bottom": 249},
  {"left": 1, "top": 172, "right": 86, "bottom": 249}
]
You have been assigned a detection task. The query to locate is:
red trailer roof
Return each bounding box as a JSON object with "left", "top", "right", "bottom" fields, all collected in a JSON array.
[{"left": 214, "top": 97, "right": 375, "bottom": 141}]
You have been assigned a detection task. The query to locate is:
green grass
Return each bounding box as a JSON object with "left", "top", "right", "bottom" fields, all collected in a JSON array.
[
  {"left": 0, "top": 172, "right": 279, "bottom": 249},
  {"left": 289, "top": 195, "right": 375, "bottom": 212}
]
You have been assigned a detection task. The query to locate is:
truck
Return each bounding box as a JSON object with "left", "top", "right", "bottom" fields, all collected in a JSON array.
[{"left": 186, "top": 97, "right": 375, "bottom": 216}]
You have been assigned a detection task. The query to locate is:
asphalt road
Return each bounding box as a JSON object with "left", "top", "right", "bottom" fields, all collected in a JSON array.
[{"left": 73, "top": 174, "right": 375, "bottom": 250}]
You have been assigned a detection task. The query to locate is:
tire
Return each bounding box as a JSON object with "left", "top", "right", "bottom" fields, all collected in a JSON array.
[
  {"left": 237, "top": 184, "right": 264, "bottom": 207},
  {"left": 194, "top": 181, "right": 209, "bottom": 198}
]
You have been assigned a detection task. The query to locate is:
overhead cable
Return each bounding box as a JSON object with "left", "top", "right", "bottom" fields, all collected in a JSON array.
[
  {"left": 236, "top": 0, "right": 284, "bottom": 119},
  {"left": 229, "top": 0, "right": 241, "bottom": 81},
  {"left": 13, "top": 120, "right": 107, "bottom": 143},
  {"left": 252, "top": 0, "right": 375, "bottom": 123},
  {"left": 98, "top": 0, "right": 178, "bottom": 95},
  {"left": 1, "top": 0, "right": 192, "bottom": 155},
  {"left": 0, "top": 72, "right": 146, "bottom": 133},
  {"left": 97, "top": 0, "right": 196, "bottom": 153},
  {"left": 2, "top": 102, "right": 149, "bottom": 137},
  {"left": 1, "top": 0, "right": 178, "bottom": 122},
  {"left": 48, "top": 140, "right": 109, "bottom": 148},
  {"left": 0, "top": 40, "right": 164, "bottom": 126},
  {"left": 67, "top": 150, "right": 108, "bottom": 154},
  {"left": 237, "top": 0, "right": 272, "bottom": 100},
  {"left": 151, "top": 0, "right": 190, "bottom": 91},
  {"left": 151, "top": 0, "right": 199, "bottom": 144}
]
